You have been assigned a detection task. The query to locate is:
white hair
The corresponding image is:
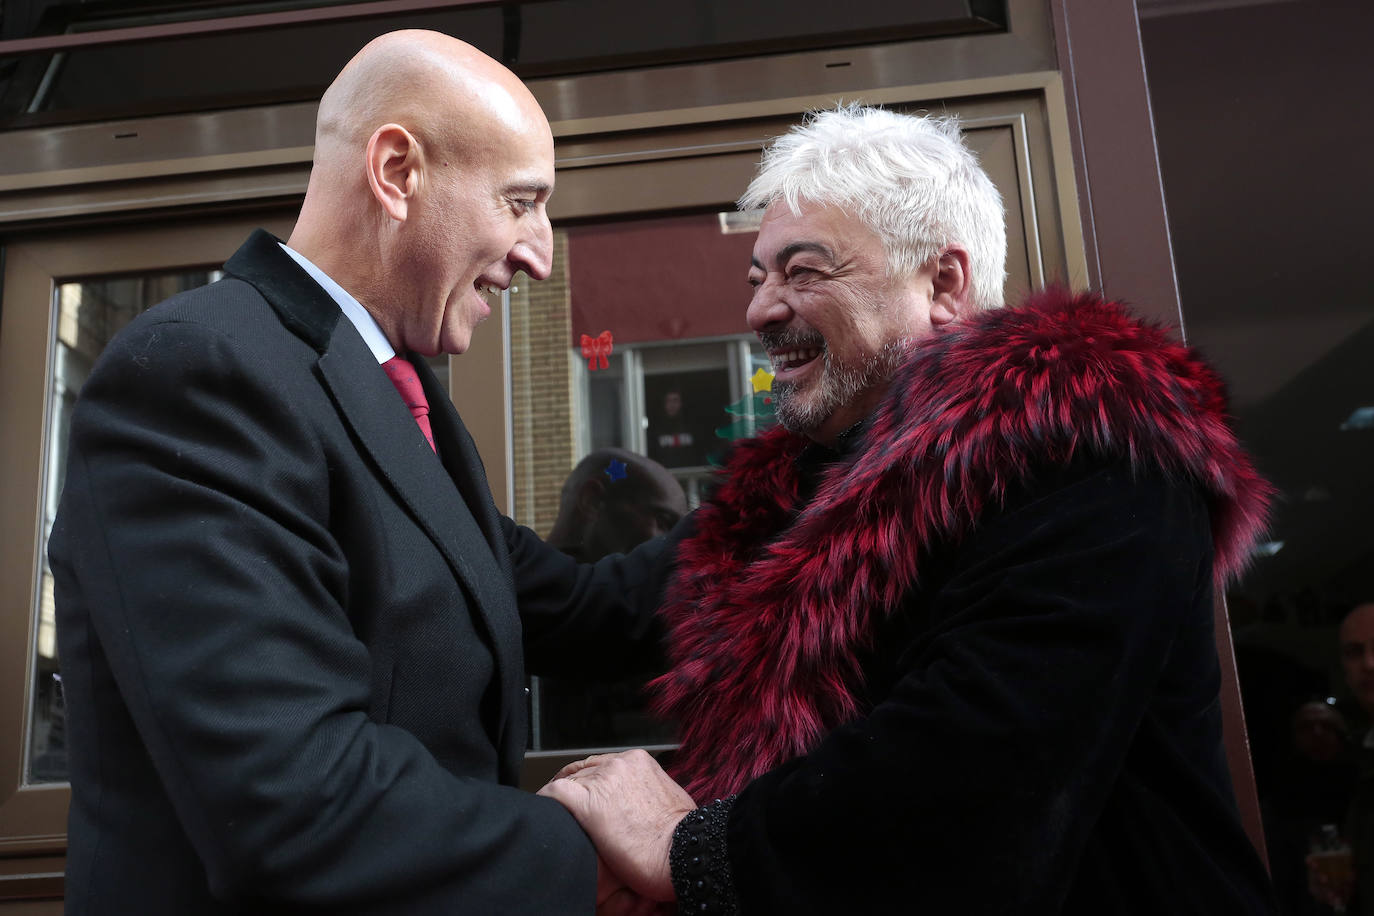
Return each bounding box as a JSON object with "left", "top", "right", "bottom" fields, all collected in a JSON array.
[{"left": 738, "top": 104, "right": 1008, "bottom": 311}]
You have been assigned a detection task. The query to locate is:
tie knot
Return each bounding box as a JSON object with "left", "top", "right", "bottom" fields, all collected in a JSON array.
[
  {"left": 382, "top": 357, "right": 436, "bottom": 453},
  {"left": 382, "top": 357, "right": 427, "bottom": 413}
]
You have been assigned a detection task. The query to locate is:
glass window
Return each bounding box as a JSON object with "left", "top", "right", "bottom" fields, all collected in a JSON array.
[
  {"left": 643, "top": 344, "right": 732, "bottom": 471},
  {"left": 586, "top": 351, "right": 628, "bottom": 453},
  {"left": 1142, "top": 4, "right": 1374, "bottom": 909},
  {"left": 29, "top": 268, "right": 222, "bottom": 785},
  {"left": 514, "top": 210, "right": 778, "bottom": 752}
]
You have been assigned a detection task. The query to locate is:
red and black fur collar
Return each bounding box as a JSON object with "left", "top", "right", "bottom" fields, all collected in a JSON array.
[{"left": 649, "top": 289, "right": 1271, "bottom": 802}]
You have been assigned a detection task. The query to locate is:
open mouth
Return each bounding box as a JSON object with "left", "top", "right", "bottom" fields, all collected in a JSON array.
[
  {"left": 475, "top": 280, "right": 502, "bottom": 298},
  {"left": 770, "top": 346, "right": 822, "bottom": 374}
]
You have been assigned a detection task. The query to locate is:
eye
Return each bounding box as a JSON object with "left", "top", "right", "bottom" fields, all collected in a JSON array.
[
  {"left": 786, "top": 265, "right": 816, "bottom": 281},
  {"left": 747, "top": 274, "right": 763, "bottom": 288},
  {"left": 511, "top": 198, "right": 538, "bottom": 214}
]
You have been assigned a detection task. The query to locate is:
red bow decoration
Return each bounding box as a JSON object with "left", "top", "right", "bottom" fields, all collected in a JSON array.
[{"left": 580, "top": 330, "right": 614, "bottom": 370}]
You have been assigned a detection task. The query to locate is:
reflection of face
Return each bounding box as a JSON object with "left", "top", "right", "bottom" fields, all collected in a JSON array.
[
  {"left": 587, "top": 476, "right": 687, "bottom": 559},
  {"left": 1292, "top": 701, "right": 1348, "bottom": 762},
  {"left": 746, "top": 201, "right": 936, "bottom": 443},
  {"left": 664, "top": 391, "right": 682, "bottom": 417},
  {"left": 400, "top": 118, "right": 555, "bottom": 356},
  {"left": 1342, "top": 604, "right": 1374, "bottom": 714}
]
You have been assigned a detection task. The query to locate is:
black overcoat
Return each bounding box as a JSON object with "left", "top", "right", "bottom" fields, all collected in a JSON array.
[{"left": 49, "top": 230, "right": 667, "bottom": 914}]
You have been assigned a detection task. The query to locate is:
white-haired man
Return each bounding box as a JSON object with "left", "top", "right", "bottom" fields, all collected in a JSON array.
[{"left": 542, "top": 106, "right": 1280, "bottom": 914}]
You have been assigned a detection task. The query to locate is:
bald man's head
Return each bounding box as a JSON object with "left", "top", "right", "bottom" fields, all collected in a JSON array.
[
  {"left": 547, "top": 449, "right": 688, "bottom": 561},
  {"left": 290, "top": 30, "right": 555, "bottom": 357},
  {"left": 313, "top": 30, "right": 541, "bottom": 176}
]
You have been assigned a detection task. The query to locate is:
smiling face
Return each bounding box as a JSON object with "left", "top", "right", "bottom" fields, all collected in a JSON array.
[
  {"left": 746, "top": 201, "right": 940, "bottom": 443},
  {"left": 399, "top": 116, "right": 555, "bottom": 356}
]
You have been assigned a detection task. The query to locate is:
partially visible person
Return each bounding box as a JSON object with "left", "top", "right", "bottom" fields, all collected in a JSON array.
[
  {"left": 547, "top": 448, "right": 687, "bottom": 563},
  {"left": 541, "top": 448, "right": 687, "bottom": 748},
  {"left": 1342, "top": 604, "right": 1374, "bottom": 716},
  {"left": 542, "top": 105, "right": 1279, "bottom": 914},
  {"left": 648, "top": 388, "right": 710, "bottom": 468},
  {"left": 1263, "top": 698, "right": 1357, "bottom": 915},
  {"left": 1310, "top": 602, "right": 1374, "bottom": 913},
  {"left": 49, "top": 30, "right": 671, "bottom": 914}
]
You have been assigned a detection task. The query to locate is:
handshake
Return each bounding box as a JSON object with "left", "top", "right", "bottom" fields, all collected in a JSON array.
[{"left": 540, "top": 749, "right": 698, "bottom": 915}]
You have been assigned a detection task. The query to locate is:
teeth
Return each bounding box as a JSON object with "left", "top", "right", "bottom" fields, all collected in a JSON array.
[{"left": 770, "top": 347, "right": 821, "bottom": 371}]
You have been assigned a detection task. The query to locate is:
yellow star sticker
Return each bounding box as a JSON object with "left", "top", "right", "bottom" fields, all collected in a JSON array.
[{"left": 751, "top": 367, "right": 774, "bottom": 393}]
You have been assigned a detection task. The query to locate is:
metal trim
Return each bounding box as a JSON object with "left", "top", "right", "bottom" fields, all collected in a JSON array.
[{"left": 0, "top": 0, "right": 505, "bottom": 56}]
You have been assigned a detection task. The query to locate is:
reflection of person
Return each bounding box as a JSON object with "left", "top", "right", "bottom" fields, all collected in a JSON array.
[
  {"left": 1267, "top": 699, "right": 1356, "bottom": 916},
  {"left": 648, "top": 388, "right": 706, "bottom": 468},
  {"left": 541, "top": 105, "right": 1279, "bottom": 913},
  {"left": 1294, "top": 701, "right": 1353, "bottom": 763},
  {"left": 1310, "top": 602, "right": 1374, "bottom": 913},
  {"left": 542, "top": 448, "right": 688, "bottom": 747},
  {"left": 547, "top": 448, "right": 687, "bottom": 562},
  {"left": 49, "top": 31, "right": 668, "bottom": 914}
]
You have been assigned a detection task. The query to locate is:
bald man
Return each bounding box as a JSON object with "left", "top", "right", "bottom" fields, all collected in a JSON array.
[
  {"left": 49, "top": 31, "right": 671, "bottom": 914},
  {"left": 547, "top": 449, "right": 688, "bottom": 563}
]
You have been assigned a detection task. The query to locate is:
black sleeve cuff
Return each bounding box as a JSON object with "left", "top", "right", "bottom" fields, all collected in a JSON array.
[{"left": 670, "top": 795, "right": 740, "bottom": 914}]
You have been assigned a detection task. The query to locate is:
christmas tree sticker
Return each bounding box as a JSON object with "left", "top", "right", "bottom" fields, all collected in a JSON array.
[{"left": 714, "top": 368, "right": 777, "bottom": 445}]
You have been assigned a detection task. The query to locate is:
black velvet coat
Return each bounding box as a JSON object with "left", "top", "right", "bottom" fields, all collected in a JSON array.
[
  {"left": 49, "top": 231, "right": 669, "bottom": 915},
  {"left": 653, "top": 291, "right": 1280, "bottom": 914}
]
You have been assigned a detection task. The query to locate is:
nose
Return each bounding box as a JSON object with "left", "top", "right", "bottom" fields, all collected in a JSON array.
[
  {"left": 512, "top": 210, "right": 554, "bottom": 281},
  {"left": 1363, "top": 645, "right": 1374, "bottom": 670},
  {"left": 746, "top": 274, "right": 792, "bottom": 333}
]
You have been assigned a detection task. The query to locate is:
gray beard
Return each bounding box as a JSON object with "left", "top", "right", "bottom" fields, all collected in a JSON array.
[{"left": 773, "top": 338, "right": 909, "bottom": 436}]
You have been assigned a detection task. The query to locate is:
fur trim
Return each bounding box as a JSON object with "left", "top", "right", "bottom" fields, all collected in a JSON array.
[{"left": 649, "top": 289, "right": 1271, "bottom": 802}]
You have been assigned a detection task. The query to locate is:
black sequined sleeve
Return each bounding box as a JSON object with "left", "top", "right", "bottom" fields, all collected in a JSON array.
[{"left": 669, "top": 795, "right": 740, "bottom": 914}]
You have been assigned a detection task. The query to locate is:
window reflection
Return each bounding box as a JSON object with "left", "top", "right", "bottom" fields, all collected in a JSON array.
[
  {"left": 29, "top": 269, "right": 221, "bottom": 785},
  {"left": 1223, "top": 314, "right": 1374, "bottom": 910},
  {"left": 520, "top": 212, "right": 772, "bottom": 751},
  {"left": 587, "top": 352, "right": 627, "bottom": 452},
  {"left": 646, "top": 368, "right": 726, "bottom": 470}
]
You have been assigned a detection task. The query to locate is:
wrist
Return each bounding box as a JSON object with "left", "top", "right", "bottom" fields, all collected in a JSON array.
[{"left": 669, "top": 795, "right": 739, "bottom": 915}]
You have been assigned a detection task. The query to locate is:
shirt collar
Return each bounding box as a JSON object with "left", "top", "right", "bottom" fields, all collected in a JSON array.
[{"left": 278, "top": 242, "right": 395, "bottom": 364}]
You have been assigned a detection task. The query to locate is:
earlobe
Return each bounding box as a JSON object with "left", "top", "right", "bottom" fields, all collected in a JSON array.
[
  {"left": 930, "top": 248, "right": 972, "bottom": 328},
  {"left": 366, "top": 123, "right": 421, "bottom": 223}
]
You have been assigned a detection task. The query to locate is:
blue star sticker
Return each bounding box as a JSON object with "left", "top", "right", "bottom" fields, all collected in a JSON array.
[{"left": 605, "top": 458, "right": 628, "bottom": 482}]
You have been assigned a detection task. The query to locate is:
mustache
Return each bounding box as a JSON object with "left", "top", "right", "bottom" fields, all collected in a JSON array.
[{"left": 757, "top": 327, "right": 825, "bottom": 351}]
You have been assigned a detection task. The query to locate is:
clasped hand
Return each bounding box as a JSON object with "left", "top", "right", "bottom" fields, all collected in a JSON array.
[{"left": 539, "top": 749, "right": 696, "bottom": 915}]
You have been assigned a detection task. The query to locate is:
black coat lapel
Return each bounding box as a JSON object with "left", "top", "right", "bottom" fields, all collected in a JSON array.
[
  {"left": 224, "top": 229, "right": 339, "bottom": 353},
  {"left": 315, "top": 334, "right": 523, "bottom": 729},
  {"left": 413, "top": 355, "right": 524, "bottom": 773},
  {"left": 413, "top": 359, "right": 504, "bottom": 562},
  {"left": 224, "top": 230, "right": 525, "bottom": 776}
]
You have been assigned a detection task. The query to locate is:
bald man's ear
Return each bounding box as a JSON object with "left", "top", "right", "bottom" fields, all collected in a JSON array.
[
  {"left": 365, "top": 123, "right": 421, "bottom": 223},
  {"left": 929, "top": 247, "right": 973, "bottom": 328},
  {"left": 575, "top": 477, "right": 606, "bottom": 521}
]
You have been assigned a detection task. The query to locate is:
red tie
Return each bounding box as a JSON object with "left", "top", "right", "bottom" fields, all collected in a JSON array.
[{"left": 381, "top": 357, "right": 436, "bottom": 453}]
